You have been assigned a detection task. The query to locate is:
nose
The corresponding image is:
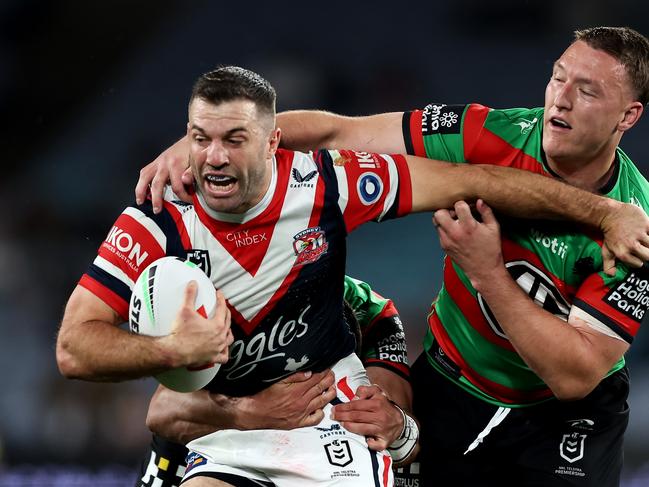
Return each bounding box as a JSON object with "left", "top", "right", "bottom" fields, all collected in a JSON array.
[
  {"left": 206, "top": 141, "right": 228, "bottom": 167},
  {"left": 553, "top": 83, "right": 573, "bottom": 111}
]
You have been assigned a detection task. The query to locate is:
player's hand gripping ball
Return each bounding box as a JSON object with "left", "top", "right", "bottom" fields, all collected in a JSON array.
[{"left": 129, "top": 256, "right": 219, "bottom": 392}]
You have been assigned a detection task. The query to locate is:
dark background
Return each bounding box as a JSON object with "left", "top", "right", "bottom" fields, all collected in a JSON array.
[{"left": 1, "top": 0, "right": 649, "bottom": 483}]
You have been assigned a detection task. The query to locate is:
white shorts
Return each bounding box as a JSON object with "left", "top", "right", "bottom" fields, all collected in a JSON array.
[{"left": 183, "top": 353, "right": 393, "bottom": 487}]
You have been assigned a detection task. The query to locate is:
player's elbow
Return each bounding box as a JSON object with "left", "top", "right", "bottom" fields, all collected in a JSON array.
[
  {"left": 549, "top": 376, "right": 598, "bottom": 402},
  {"left": 56, "top": 331, "right": 86, "bottom": 379}
]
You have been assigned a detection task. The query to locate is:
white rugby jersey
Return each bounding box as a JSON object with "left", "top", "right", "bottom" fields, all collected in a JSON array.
[{"left": 80, "top": 148, "right": 412, "bottom": 396}]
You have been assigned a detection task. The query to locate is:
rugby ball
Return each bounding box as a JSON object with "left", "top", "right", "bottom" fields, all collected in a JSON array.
[{"left": 129, "top": 256, "right": 219, "bottom": 392}]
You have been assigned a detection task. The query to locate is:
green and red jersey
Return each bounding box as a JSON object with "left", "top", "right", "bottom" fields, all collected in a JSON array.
[
  {"left": 404, "top": 103, "right": 649, "bottom": 407},
  {"left": 344, "top": 275, "right": 410, "bottom": 379}
]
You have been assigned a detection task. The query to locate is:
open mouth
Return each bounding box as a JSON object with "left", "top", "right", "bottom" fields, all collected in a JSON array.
[
  {"left": 550, "top": 117, "right": 572, "bottom": 129},
  {"left": 204, "top": 174, "right": 237, "bottom": 194}
]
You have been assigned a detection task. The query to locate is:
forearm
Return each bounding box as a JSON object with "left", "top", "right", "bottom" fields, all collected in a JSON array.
[
  {"left": 147, "top": 387, "right": 240, "bottom": 444},
  {"left": 57, "top": 320, "right": 178, "bottom": 381},
  {"left": 409, "top": 159, "right": 618, "bottom": 227},
  {"left": 475, "top": 165, "right": 617, "bottom": 227},
  {"left": 366, "top": 366, "right": 413, "bottom": 413},
  {"left": 475, "top": 266, "right": 625, "bottom": 400}
]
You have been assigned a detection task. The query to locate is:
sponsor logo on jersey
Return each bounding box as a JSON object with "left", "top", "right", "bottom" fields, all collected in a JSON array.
[
  {"left": 478, "top": 261, "right": 570, "bottom": 339},
  {"left": 354, "top": 151, "right": 382, "bottom": 169},
  {"left": 605, "top": 271, "right": 649, "bottom": 321},
  {"left": 186, "top": 249, "right": 211, "bottom": 276},
  {"left": 316, "top": 424, "right": 348, "bottom": 439},
  {"left": 224, "top": 305, "right": 312, "bottom": 381},
  {"left": 530, "top": 227, "right": 568, "bottom": 259},
  {"left": 559, "top": 432, "right": 587, "bottom": 463},
  {"left": 324, "top": 439, "right": 353, "bottom": 467},
  {"left": 421, "top": 104, "right": 464, "bottom": 135},
  {"left": 356, "top": 172, "right": 383, "bottom": 206},
  {"left": 225, "top": 229, "right": 268, "bottom": 249},
  {"left": 377, "top": 329, "right": 409, "bottom": 365},
  {"left": 290, "top": 168, "right": 318, "bottom": 188},
  {"left": 566, "top": 418, "right": 595, "bottom": 431},
  {"left": 514, "top": 117, "right": 538, "bottom": 134},
  {"left": 103, "top": 225, "right": 150, "bottom": 271},
  {"left": 293, "top": 227, "right": 329, "bottom": 266}
]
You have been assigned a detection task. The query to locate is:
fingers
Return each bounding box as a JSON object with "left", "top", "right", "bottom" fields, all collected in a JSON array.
[
  {"left": 476, "top": 199, "right": 497, "bottom": 225},
  {"left": 136, "top": 162, "right": 156, "bottom": 205},
  {"left": 170, "top": 161, "right": 192, "bottom": 202},
  {"left": 181, "top": 166, "right": 195, "bottom": 186},
  {"left": 432, "top": 209, "right": 454, "bottom": 229},
  {"left": 150, "top": 166, "right": 170, "bottom": 214},
  {"left": 183, "top": 280, "right": 199, "bottom": 308},
  {"left": 213, "top": 290, "right": 230, "bottom": 324},
  {"left": 601, "top": 244, "right": 617, "bottom": 277},
  {"left": 453, "top": 200, "right": 474, "bottom": 223}
]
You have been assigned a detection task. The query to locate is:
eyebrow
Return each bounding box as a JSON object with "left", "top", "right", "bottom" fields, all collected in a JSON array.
[
  {"left": 190, "top": 124, "right": 249, "bottom": 135},
  {"left": 553, "top": 61, "right": 597, "bottom": 87}
]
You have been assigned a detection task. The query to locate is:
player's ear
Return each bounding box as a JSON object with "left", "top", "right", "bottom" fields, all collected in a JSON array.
[
  {"left": 268, "top": 128, "right": 281, "bottom": 157},
  {"left": 618, "top": 102, "right": 643, "bottom": 132}
]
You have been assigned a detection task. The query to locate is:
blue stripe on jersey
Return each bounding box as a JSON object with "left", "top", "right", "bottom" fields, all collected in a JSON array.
[
  {"left": 86, "top": 263, "right": 132, "bottom": 304},
  {"left": 573, "top": 297, "right": 634, "bottom": 343},
  {"left": 370, "top": 446, "right": 381, "bottom": 487},
  {"left": 135, "top": 200, "right": 186, "bottom": 257}
]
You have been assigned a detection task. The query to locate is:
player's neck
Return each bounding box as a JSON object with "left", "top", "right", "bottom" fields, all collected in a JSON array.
[{"left": 546, "top": 151, "right": 617, "bottom": 193}]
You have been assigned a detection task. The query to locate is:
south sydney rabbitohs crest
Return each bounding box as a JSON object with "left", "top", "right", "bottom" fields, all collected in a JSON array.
[{"left": 478, "top": 261, "right": 570, "bottom": 339}]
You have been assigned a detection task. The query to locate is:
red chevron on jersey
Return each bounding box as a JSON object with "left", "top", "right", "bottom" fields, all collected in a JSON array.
[{"left": 193, "top": 151, "right": 294, "bottom": 277}]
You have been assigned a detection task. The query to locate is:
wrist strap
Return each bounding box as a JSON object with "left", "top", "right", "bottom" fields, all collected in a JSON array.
[{"left": 387, "top": 401, "right": 419, "bottom": 463}]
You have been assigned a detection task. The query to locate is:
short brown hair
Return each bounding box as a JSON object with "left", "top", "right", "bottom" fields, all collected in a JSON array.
[
  {"left": 574, "top": 27, "right": 649, "bottom": 105},
  {"left": 190, "top": 66, "right": 276, "bottom": 116}
]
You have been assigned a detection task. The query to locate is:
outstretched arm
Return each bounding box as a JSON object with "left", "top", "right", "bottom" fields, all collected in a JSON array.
[{"left": 405, "top": 156, "right": 649, "bottom": 272}]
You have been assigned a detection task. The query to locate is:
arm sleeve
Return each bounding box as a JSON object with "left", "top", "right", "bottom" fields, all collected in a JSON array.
[
  {"left": 570, "top": 265, "right": 649, "bottom": 344},
  {"left": 79, "top": 200, "right": 189, "bottom": 320},
  {"left": 317, "top": 149, "right": 412, "bottom": 233}
]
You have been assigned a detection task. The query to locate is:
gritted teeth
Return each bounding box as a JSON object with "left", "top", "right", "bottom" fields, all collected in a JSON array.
[
  {"left": 550, "top": 118, "right": 571, "bottom": 129},
  {"left": 205, "top": 174, "right": 236, "bottom": 185}
]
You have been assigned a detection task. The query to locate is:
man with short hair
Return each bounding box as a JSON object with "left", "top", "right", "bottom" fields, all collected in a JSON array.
[
  {"left": 273, "top": 26, "right": 649, "bottom": 486},
  {"left": 67, "top": 58, "right": 649, "bottom": 486}
]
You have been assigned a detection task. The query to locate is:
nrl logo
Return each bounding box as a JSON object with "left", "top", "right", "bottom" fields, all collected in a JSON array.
[
  {"left": 324, "top": 439, "right": 353, "bottom": 467},
  {"left": 559, "top": 432, "right": 587, "bottom": 463}
]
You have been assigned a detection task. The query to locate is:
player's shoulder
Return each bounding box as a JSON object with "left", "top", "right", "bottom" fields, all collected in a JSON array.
[{"left": 611, "top": 148, "right": 649, "bottom": 212}]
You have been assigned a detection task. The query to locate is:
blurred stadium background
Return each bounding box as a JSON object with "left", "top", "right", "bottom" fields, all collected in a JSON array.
[{"left": 1, "top": 1, "right": 649, "bottom": 485}]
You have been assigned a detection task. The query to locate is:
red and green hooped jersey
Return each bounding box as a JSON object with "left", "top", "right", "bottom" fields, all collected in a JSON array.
[
  {"left": 404, "top": 103, "right": 649, "bottom": 407},
  {"left": 344, "top": 276, "right": 410, "bottom": 379}
]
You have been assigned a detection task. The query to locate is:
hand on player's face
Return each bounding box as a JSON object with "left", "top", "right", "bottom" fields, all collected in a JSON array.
[{"left": 166, "top": 282, "right": 233, "bottom": 369}]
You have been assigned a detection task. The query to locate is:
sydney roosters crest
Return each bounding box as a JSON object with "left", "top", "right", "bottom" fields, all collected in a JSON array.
[{"left": 293, "top": 227, "right": 328, "bottom": 266}]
